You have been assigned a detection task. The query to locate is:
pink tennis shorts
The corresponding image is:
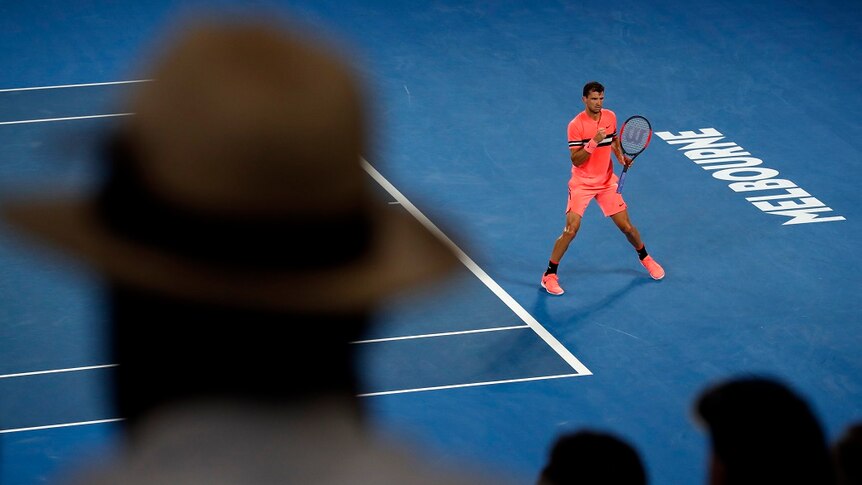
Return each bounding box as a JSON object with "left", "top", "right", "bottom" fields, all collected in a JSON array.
[{"left": 567, "top": 175, "right": 627, "bottom": 217}]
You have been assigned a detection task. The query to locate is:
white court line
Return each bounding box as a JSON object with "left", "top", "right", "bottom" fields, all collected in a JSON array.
[
  {"left": 0, "top": 79, "right": 150, "bottom": 93},
  {"left": 352, "top": 324, "right": 530, "bottom": 344},
  {"left": 362, "top": 159, "right": 592, "bottom": 376},
  {"left": 0, "top": 112, "right": 133, "bottom": 126},
  {"left": 0, "top": 418, "right": 124, "bottom": 434},
  {"left": 358, "top": 373, "right": 582, "bottom": 397},
  {"left": 0, "top": 364, "right": 118, "bottom": 380}
]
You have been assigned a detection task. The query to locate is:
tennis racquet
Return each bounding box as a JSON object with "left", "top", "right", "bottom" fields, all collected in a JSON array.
[{"left": 616, "top": 115, "right": 652, "bottom": 194}]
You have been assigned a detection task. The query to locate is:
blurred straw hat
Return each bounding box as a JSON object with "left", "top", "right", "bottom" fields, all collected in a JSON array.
[{"left": 2, "top": 21, "right": 455, "bottom": 313}]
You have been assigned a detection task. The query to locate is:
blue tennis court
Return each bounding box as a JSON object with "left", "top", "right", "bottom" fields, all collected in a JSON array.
[{"left": 2, "top": 1, "right": 861, "bottom": 484}]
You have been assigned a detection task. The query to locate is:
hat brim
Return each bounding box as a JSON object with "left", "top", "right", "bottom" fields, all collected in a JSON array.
[{"left": 3, "top": 196, "right": 458, "bottom": 313}]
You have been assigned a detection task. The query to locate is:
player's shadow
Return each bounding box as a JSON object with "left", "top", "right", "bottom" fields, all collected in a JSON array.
[{"left": 532, "top": 269, "right": 651, "bottom": 324}]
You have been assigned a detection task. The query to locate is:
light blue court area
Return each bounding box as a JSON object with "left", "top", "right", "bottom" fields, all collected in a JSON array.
[{"left": 2, "top": 1, "right": 862, "bottom": 484}]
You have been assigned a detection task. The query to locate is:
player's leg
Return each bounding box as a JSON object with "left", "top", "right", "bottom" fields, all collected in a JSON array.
[
  {"left": 542, "top": 211, "right": 580, "bottom": 295},
  {"left": 596, "top": 186, "right": 665, "bottom": 280},
  {"left": 542, "top": 184, "right": 590, "bottom": 295},
  {"left": 550, "top": 210, "right": 582, "bottom": 264},
  {"left": 609, "top": 209, "right": 642, "bottom": 249},
  {"left": 609, "top": 209, "right": 664, "bottom": 280}
]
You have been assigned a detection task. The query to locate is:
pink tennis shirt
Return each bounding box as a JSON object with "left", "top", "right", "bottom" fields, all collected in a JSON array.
[{"left": 567, "top": 109, "right": 617, "bottom": 188}]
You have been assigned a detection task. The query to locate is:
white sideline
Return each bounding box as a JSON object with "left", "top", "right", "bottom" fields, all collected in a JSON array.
[
  {"left": 0, "top": 418, "right": 124, "bottom": 434},
  {"left": 0, "top": 113, "right": 133, "bottom": 125},
  {"left": 0, "top": 79, "right": 150, "bottom": 93},
  {"left": 0, "top": 364, "right": 117, "bottom": 380},
  {"left": 359, "top": 373, "right": 582, "bottom": 397},
  {"left": 352, "top": 325, "right": 530, "bottom": 344},
  {"left": 361, "top": 159, "right": 592, "bottom": 376}
]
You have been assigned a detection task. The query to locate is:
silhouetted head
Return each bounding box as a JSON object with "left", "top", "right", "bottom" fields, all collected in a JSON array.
[
  {"left": 694, "top": 376, "right": 834, "bottom": 485},
  {"left": 538, "top": 429, "right": 647, "bottom": 485}
]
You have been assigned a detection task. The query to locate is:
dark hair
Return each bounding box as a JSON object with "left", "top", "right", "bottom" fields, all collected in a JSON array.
[
  {"left": 583, "top": 81, "right": 604, "bottom": 98},
  {"left": 538, "top": 430, "right": 647, "bottom": 485},
  {"left": 695, "top": 376, "right": 834, "bottom": 485}
]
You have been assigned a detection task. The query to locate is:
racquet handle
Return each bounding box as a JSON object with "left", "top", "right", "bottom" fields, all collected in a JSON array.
[{"left": 617, "top": 167, "right": 628, "bottom": 194}]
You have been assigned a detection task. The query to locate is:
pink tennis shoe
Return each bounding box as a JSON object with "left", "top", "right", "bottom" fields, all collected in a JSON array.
[
  {"left": 542, "top": 257, "right": 662, "bottom": 296},
  {"left": 641, "top": 256, "right": 665, "bottom": 280},
  {"left": 541, "top": 273, "right": 564, "bottom": 295}
]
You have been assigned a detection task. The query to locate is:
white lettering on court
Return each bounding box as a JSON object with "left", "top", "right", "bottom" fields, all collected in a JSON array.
[{"left": 656, "top": 128, "right": 845, "bottom": 225}]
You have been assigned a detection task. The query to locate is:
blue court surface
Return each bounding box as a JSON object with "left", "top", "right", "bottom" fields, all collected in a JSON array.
[{"left": 1, "top": 1, "right": 861, "bottom": 484}]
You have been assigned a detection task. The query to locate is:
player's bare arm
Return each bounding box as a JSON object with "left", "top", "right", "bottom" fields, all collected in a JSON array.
[
  {"left": 570, "top": 128, "right": 606, "bottom": 167},
  {"left": 570, "top": 147, "right": 587, "bottom": 166}
]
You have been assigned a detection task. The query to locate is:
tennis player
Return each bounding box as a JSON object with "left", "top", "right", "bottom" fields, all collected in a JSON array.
[{"left": 541, "top": 81, "right": 664, "bottom": 296}]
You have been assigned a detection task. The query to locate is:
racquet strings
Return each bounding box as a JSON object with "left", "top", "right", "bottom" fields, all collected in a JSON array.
[{"left": 620, "top": 117, "right": 650, "bottom": 155}]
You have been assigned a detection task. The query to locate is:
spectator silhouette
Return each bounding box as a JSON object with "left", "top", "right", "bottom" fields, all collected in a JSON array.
[
  {"left": 694, "top": 376, "right": 834, "bottom": 485},
  {"left": 2, "top": 19, "right": 500, "bottom": 485},
  {"left": 833, "top": 422, "right": 862, "bottom": 485},
  {"left": 537, "top": 429, "right": 647, "bottom": 485}
]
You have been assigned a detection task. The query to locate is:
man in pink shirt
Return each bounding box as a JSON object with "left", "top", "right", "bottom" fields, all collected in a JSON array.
[{"left": 541, "top": 81, "right": 664, "bottom": 296}]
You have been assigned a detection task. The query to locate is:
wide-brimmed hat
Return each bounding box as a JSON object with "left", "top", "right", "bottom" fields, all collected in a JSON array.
[{"left": 2, "top": 22, "right": 456, "bottom": 313}]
